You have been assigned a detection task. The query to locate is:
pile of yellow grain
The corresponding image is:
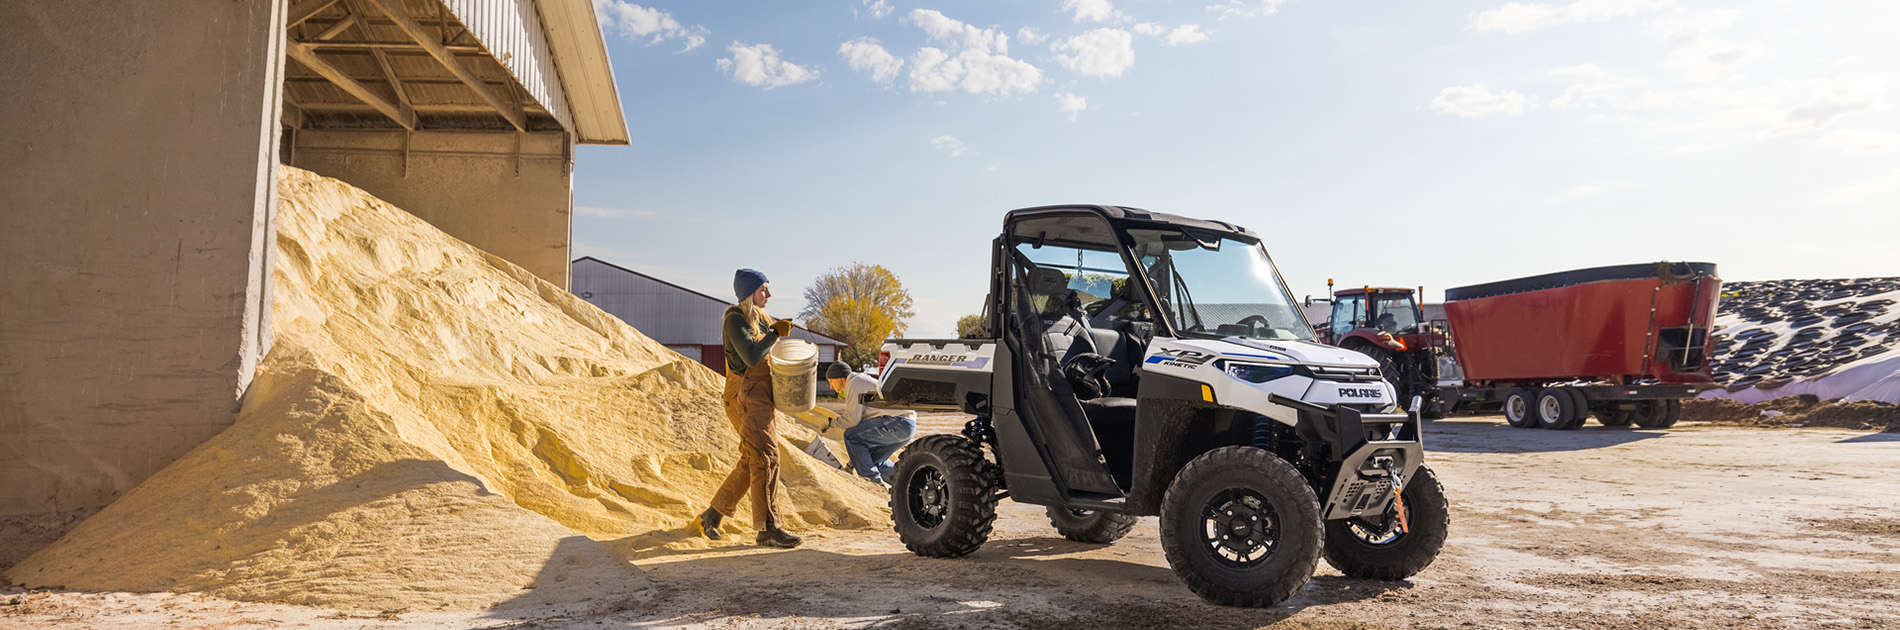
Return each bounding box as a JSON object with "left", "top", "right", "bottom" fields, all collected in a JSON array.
[{"left": 7, "top": 167, "right": 888, "bottom": 611}]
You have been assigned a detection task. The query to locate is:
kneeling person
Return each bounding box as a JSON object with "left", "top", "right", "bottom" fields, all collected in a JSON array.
[{"left": 826, "top": 362, "right": 916, "bottom": 485}]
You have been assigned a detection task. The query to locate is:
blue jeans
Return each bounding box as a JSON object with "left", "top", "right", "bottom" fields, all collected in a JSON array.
[{"left": 843, "top": 415, "right": 916, "bottom": 483}]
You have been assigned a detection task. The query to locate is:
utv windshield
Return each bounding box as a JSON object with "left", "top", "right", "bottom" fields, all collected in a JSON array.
[{"left": 1126, "top": 228, "right": 1314, "bottom": 342}]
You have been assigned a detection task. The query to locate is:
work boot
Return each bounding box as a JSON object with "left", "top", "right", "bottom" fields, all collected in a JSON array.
[
  {"left": 755, "top": 524, "right": 802, "bottom": 549},
  {"left": 694, "top": 507, "right": 723, "bottom": 541}
]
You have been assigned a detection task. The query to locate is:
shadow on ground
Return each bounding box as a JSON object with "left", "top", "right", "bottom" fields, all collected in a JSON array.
[
  {"left": 574, "top": 535, "right": 1411, "bottom": 630},
  {"left": 1424, "top": 417, "right": 1669, "bottom": 454}
]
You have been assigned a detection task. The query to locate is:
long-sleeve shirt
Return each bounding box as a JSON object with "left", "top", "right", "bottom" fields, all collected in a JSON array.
[
  {"left": 721, "top": 306, "right": 779, "bottom": 375},
  {"left": 836, "top": 372, "right": 916, "bottom": 429}
]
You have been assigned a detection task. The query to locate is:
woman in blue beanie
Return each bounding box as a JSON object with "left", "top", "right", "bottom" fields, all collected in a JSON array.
[{"left": 695, "top": 268, "right": 802, "bottom": 548}]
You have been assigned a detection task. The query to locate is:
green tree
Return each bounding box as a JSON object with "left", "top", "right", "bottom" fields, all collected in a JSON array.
[{"left": 800, "top": 263, "right": 915, "bottom": 367}]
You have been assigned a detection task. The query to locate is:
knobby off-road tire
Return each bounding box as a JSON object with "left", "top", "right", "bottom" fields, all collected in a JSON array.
[
  {"left": 1503, "top": 388, "right": 1538, "bottom": 429},
  {"left": 1159, "top": 446, "right": 1322, "bottom": 608},
  {"left": 1321, "top": 466, "right": 1450, "bottom": 580},
  {"left": 1631, "top": 399, "right": 1682, "bottom": 429},
  {"left": 1358, "top": 346, "right": 1405, "bottom": 400},
  {"left": 890, "top": 434, "right": 1000, "bottom": 558},
  {"left": 1047, "top": 506, "right": 1139, "bottom": 544}
]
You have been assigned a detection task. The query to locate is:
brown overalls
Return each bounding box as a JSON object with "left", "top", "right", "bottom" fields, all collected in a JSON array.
[{"left": 710, "top": 312, "right": 781, "bottom": 529}]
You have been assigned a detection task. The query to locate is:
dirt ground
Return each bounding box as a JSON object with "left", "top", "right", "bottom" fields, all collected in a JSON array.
[{"left": 6, "top": 413, "right": 1898, "bottom": 630}]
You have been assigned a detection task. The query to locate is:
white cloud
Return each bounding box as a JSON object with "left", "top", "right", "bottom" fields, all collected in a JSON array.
[
  {"left": 1134, "top": 22, "right": 1166, "bottom": 36},
  {"left": 1819, "top": 169, "right": 1900, "bottom": 203},
  {"left": 839, "top": 37, "right": 904, "bottom": 84},
  {"left": 908, "top": 9, "right": 1010, "bottom": 55},
  {"left": 1056, "top": 92, "right": 1088, "bottom": 121},
  {"left": 1468, "top": 0, "right": 1669, "bottom": 34},
  {"left": 860, "top": 0, "right": 893, "bottom": 20},
  {"left": 931, "top": 135, "right": 972, "bottom": 157},
  {"left": 1207, "top": 0, "right": 1288, "bottom": 20},
  {"left": 1052, "top": 29, "right": 1136, "bottom": 77},
  {"left": 1166, "top": 25, "right": 1209, "bottom": 45},
  {"left": 1430, "top": 84, "right": 1534, "bottom": 117},
  {"left": 1818, "top": 129, "right": 1900, "bottom": 154},
  {"left": 1064, "top": 0, "right": 1124, "bottom": 23},
  {"left": 1762, "top": 77, "right": 1885, "bottom": 137},
  {"left": 716, "top": 42, "right": 818, "bottom": 89},
  {"left": 904, "top": 10, "right": 1044, "bottom": 97},
  {"left": 1017, "top": 27, "right": 1049, "bottom": 45},
  {"left": 593, "top": 1, "right": 708, "bottom": 51}
]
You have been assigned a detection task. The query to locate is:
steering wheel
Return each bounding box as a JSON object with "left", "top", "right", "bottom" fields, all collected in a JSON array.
[{"left": 1237, "top": 314, "right": 1274, "bottom": 337}]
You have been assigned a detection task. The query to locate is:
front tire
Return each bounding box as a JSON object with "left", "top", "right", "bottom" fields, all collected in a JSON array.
[
  {"left": 1159, "top": 446, "right": 1322, "bottom": 607},
  {"left": 1047, "top": 506, "right": 1138, "bottom": 544},
  {"left": 890, "top": 435, "right": 999, "bottom": 558},
  {"left": 1322, "top": 466, "right": 1450, "bottom": 580}
]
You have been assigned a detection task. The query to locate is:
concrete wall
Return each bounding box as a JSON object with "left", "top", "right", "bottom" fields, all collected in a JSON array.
[
  {"left": 0, "top": 0, "right": 284, "bottom": 562},
  {"left": 287, "top": 130, "right": 574, "bottom": 287}
]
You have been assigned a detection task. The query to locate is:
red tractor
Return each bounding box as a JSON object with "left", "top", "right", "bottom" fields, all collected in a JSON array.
[{"left": 1310, "top": 282, "right": 1450, "bottom": 414}]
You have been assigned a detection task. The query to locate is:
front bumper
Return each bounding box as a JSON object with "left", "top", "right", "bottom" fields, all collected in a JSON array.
[{"left": 1269, "top": 394, "right": 1424, "bottom": 520}]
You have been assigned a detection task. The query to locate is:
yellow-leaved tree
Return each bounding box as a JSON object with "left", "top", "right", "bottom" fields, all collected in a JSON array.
[{"left": 799, "top": 263, "right": 915, "bottom": 368}]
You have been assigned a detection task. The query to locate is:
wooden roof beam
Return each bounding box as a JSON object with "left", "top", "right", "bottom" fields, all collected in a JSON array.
[
  {"left": 365, "top": 0, "right": 525, "bottom": 131},
  {"left": 287, "top": 43, "right": 416, "bottom": 130},
  {"left": 288, "top": 0, "right": 342, "bottom": 29}
]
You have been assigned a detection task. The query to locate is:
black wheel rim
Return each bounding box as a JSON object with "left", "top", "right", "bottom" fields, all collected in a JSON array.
[
  {"left": 908, "top": 465, "right": 948, "bottom": 529},
  {"left": 1200, "top": 488, "right": 1279, "bottom": 567}
]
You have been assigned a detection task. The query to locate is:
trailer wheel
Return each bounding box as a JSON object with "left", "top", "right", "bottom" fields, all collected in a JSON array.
[
  {"left": 1536, "top": 388, "right": 1585, "bottom": 430},
  {"left": 1322, "top": 466, "right": 1450, "bottom": 580},
  {"left": 1160, "top": 446, "right": 1322, "bottom": 607},
  {"left": 1047, "top": 506, "right": 1139, "bottom": 544},
  {"left": 1595, "top": 409, "right": 1634, "bottom": 427},
  {"left": 891, "top": 435, "right": 1000, "bottom": 558},
  {"left": 1503, "top": 389, "right": 1538, "bottom": 428},
  {"left": 1631, "top": 399, "right": 1681, "bottom": 429},
  {"left": 1563, "top": 388, "right": 1591, "bottom": 425}
]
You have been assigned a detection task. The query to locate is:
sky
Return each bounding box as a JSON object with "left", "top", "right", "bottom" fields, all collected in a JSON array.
[{"left": 570, "top": 0, "right": 1900, "bottom": 338}]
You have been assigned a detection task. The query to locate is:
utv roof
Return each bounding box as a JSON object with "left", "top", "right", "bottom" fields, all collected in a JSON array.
[{"left": 1004, "top": 205, "right": 1258, "bottom": 240}]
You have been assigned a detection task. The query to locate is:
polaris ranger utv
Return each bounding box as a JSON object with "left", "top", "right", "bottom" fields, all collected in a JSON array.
[{"left": 874, "top": 206, "right": 1449, "bottom": 607}]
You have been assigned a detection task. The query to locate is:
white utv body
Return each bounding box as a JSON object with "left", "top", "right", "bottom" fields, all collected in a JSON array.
[{"left": 873, "top": 206, "right": 1449, "bottom": 607}]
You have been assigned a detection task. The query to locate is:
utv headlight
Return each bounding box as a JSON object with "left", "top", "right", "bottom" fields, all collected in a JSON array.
[{"left": 1221, "top": 360, "right": 1296, "bottom": 384}]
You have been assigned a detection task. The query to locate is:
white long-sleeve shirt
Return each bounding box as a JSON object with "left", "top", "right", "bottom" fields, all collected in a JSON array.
[{"left": 837, "top": 372, "right": 916, "bottom": 429}]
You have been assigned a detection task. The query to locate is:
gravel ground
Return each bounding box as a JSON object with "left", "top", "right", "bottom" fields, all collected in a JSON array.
[{"left": 6, "top": 414, "right": 1898, "bottom": 630}]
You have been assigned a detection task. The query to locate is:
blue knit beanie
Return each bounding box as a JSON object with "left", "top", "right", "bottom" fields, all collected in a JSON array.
[{"left": 733, "top": 268, "right": 769, "bottom": 300}]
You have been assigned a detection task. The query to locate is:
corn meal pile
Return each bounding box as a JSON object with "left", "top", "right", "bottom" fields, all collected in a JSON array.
[{"left": 7, "top": 167, "right": 889, "bottom": 610}]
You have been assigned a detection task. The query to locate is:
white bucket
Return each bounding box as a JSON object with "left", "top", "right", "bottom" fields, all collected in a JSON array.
[{"left": 767, "top": 339, "right": 819, "bottom": 414}]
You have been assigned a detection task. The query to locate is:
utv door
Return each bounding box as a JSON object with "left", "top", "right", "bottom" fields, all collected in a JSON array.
[{"left": 986, "top": 214, "right": 1126, "bottom": 505}]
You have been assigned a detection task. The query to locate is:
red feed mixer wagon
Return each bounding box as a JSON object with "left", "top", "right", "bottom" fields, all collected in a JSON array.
[{"left": 1319, "top": 262, "right": 1723, "bottom": 430}]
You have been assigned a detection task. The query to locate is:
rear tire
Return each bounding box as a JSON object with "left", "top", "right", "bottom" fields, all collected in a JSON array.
[
  {"left": 890, "top": 435, "right": 1000, "bottom": 558},
  {"left": 1322, "top": 466, "right": 1450, "bottom": 580},
  {"left": 1358, "top": 346, "right": 1405, "bottom": 399},
  {"left": 1595, "top": 409, "right": 1634, "bottom": 427},
  {"left": 1160, "top": 446, "right": 1322, "bottom": 608},
  {"left": 1047, "top": 506, "right": 1139, "bottom": 544},
  {"left": 1503, "top": 388, "right": 1537, "bottom": 428},
  {"left": 1536, "top": 388, "right": 1584, "bottom": 430},
  {"left": 1631, "top": 399, "right": 1682, "bottom": 429}
]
